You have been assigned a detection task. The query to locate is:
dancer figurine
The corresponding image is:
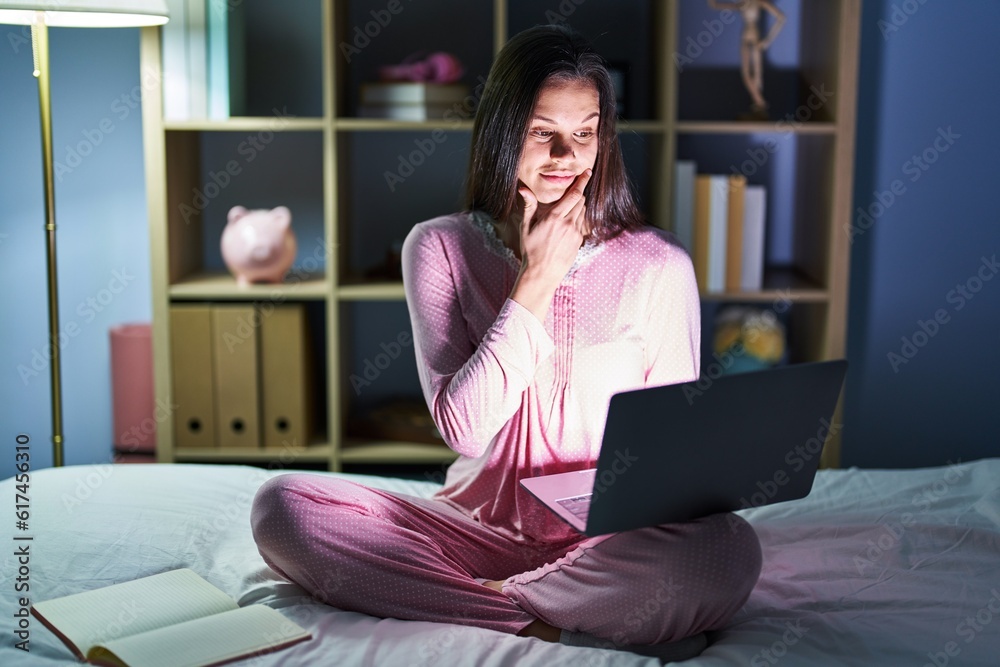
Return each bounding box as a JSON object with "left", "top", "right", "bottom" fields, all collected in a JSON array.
[{"left": 708, "top": 0, "right": 785, "bottom": 119}]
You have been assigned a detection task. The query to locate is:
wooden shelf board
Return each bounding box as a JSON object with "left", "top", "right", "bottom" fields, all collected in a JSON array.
[
  {"left": 337, "top": 281, "right": 406, "bottom": 300},
  {"left": 164, "top": 118, "right": 326, "bottom": 132},
  {"left": 615, "top": 120, "right": 666, "bottom": 133},
  {"left": 170, "top": 272, "right": 328, "bottom": 300},
  {"left": 339, "top": 440, "right": 458, "bottom": 464},
  {"left": 336, "top": 118, "right": 474, "bottom": 132},
  {"left": 701, "top": 288, "right": 828, "bottom": 303},
  {"left": 700, "top": 267, "right": 828, "bottom": 303},
  {"left": 175, "top": 443, "right": 332, "bottom": 463},
  {"left": 675, "top": 121, "right": 836, "bottom": 135}
]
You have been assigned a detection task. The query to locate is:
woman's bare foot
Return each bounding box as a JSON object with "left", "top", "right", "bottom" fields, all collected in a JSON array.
[
  {"left": 518, "top": 619, "right": 561, "bottom": 642},
  {"left": 482, "top": 579, "right": 505, "bottom": 593},
  {"left": 480, "top": 579, "right": 561, "bottom": 642}
]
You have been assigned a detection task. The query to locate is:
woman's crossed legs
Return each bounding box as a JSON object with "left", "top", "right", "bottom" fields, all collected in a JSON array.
[{"left": 250, "top": 474, "right": 761, "bottom": 646}]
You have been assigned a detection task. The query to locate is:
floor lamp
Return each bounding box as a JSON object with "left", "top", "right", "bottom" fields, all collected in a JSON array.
[{"left": 0, "top": 2, "right": 169, "bottom": 467}]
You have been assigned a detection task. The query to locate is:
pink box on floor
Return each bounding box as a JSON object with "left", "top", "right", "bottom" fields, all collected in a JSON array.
[{"left": 110, "top": 323, "right": 156, "bottom": 454}]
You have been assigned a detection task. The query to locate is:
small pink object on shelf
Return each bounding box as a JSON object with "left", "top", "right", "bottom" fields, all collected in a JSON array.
[
  {"left": 379, "top": 52, "right": 464, "bottom": 83},
  {"left": 110, "top": 323, "right": 155, "bottom": 454},
  {"left": 221, "top": 206, "right": 297, "bottom": 286}
]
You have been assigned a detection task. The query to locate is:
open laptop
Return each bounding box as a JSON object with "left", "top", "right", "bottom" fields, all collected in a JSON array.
[{"left": 520, "top": 360, "right": 847, "bottom": 536}]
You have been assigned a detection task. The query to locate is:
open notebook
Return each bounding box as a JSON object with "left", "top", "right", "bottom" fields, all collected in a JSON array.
[{"left": 30, "top": 568, "right": 310, "bottom": 667}]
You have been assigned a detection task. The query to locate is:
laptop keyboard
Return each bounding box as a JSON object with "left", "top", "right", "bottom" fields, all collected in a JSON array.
[{"left": 556, "top": 493, "right": 593, "bottom": 522}]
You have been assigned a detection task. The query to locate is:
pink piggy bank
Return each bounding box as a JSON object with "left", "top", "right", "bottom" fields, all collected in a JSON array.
[{"left": 221, "top": 206, "right": 297, "bottom": 286}]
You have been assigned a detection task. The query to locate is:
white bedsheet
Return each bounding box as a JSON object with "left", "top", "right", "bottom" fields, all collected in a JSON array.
[{"left": 2, "top": 459, "right": 999, "bottom": 666}]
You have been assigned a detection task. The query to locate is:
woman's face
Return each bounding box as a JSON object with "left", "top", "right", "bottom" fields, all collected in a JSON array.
[{"left": 517, "top": 78, "right": 600, "bottom": 205}]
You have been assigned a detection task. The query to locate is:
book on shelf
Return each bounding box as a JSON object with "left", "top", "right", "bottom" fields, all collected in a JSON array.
[
  {"left": 161, "top": 0, "right": 190, "bottom": 120},
  {"left": 207, "top": 0, "right": 246, "bottom": 119},
  {"left": 672, "top": 160, "right": 696, "bottom": 254},
  {"left": 693, "top": 174, "right": 729, "bottom": 293},
  {"left": 30, "top": 568, "right": 311, "bottom": 667},
  {"left": 725, "top": 174, "right": 747, "bottom": 292},
  {"left": 741, "top": 185, "right": 768, "bottom": 291},
  {"left": 185, "top": 0, "right": 207, "bottom": 119},
  {"left": 692, "top": 174, "right": 711, "bottom": 291},
  {"left": 692, "top": 171, "right": 767, "bottom": 294},
  {"left": 164, "top": 0, "right": 246, "bottom": 120}
]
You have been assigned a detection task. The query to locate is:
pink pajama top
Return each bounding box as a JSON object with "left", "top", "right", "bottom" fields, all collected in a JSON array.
[{"left": 401, "top": 211, "right": 701, "bottom": 546}]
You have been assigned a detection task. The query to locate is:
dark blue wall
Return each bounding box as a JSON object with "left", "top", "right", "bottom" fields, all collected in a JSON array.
[{"left": 842, "top": 0, "right": 1000, "bottom": 468}]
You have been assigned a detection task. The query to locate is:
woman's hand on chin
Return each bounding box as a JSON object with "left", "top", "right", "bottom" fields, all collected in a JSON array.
[{"left": 509, "top": 169, "right": 592, "bottom": 322}]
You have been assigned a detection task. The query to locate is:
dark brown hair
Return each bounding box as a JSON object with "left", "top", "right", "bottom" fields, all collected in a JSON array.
[{"left": 465, "top": 24, "right": 645, "bottom": 241}]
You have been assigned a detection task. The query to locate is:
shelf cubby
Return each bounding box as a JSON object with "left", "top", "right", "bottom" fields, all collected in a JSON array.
[
  {"left": 337, "top": 130, "right": 471, "bottom": 284},
  {"left": 335, "top": 0, "right": 495, "bottom": 119}
]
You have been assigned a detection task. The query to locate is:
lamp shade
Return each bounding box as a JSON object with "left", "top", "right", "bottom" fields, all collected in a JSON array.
[{"left": 0, "top": 0, "right": 168, "bottom": 27}]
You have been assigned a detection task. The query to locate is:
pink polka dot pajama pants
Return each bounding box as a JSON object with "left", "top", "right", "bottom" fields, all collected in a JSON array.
[{"left": 250, "top": 473, "right": 762, "bottom": 645}]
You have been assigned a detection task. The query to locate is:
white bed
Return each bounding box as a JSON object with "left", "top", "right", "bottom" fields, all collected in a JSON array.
[{"left": 3, "top": 459, "right": 999, "bottom": 666}]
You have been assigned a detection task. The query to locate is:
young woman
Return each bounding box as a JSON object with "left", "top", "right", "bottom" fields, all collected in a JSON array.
[{"left": 251, "top": 25, "right": 761, "bottom": 662}]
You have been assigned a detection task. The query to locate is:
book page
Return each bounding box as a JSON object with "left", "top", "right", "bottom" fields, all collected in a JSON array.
[
  {"left": 31, "top": 569, "right": 238, "bottom": 658},
  {"left": 89, "top": 605, "right": 311, "bottom": 667}
]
